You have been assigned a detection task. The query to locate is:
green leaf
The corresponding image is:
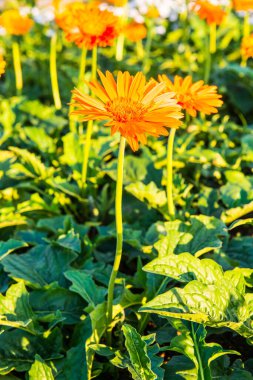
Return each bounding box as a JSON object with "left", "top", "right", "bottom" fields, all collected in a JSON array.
[
  {"left": 164, "top": 355, "right": 197, "bottom": 379},
  {"left": 60, "top": 132, "right": 83, "bottom": 166},
  {"left": 8, "top": 147, "right": 54, "bottom": 180},
  {"left": 228, "top": 218, "right": 253, "bottom": 230},
  {"left": 125, "top": 181, "right": 166, "bottom": 210},
  {"left": 154, "top": 215, "right": 227, "bottom": 258},
  {"left": 0, "top": 281, "right": 36, "bottom": 333},
  {"left": 54, "top": 230, "right": 81, "bottom": 254},
  {"left": 141, "top": 254, "right": 253, "bottom": 339},
  {"left": 0, "top": 239, "right": 28, "bottom": 261},
  {"left": 29, "top": 286, "right": 85, "bottom": 325},
  {"left": 2, "top": 244, "right": 77, "bottom": 287},
  {"left": 28, "top": 355, "right": 54, "bottom": 379},
  {"left": 24, "top": 126, "right": 55, "bottom": 154},
  {"left": 0, "top": 328, "right": 62, "bottom": 375},
  {"left": 122, "top": 324, "right": 157, "bottom": 380},
  {"left": 64, "top": 270, "right": 107, "bottom": 307},
  {"left": 225, "top": 236, "right": 253, "bottom": 269},
  {"left": 143, "top": 253, "right": 224, "bottom": 284},
  {"left": 168, "top": 321, "right": 239, "bottom": 380}
]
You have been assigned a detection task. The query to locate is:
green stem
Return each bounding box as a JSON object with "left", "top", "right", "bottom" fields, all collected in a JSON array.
[
  {"left": 116, "top": 33, "right": 125, "bottom": 62},
  {"left": 167, "top": 128, "right": 176, "bottom": 218},
  {"left": 81, "top": 46, "right": 97, "bottom": 189},
  {"left": 106, "top": 136, "right": 126, "bottom": 345},
  {"left": 136, "top": 39, "right": 144, "bottom": 59},
  {"left": 50, "top": 33, "right": 61, "bottom": 110},
  {"left": 143, "top": 19, "right": 154, "bottom": 73},
  {"left": 69, "top": 48, "right": 87, "bottom": 133},
  {"left": 139, "top": 277, "right": 169, "bottom": 334},
  {"left": 204, "top": 29, "right": 211, "bottom": 83},
  {"left": 12, "top": 41, "right": 23, "bottom": 95},
  {"left": 191, "top": 323, "right": 205, "bottom": 380},
  {"left": 78, "top": 47, "right": 87, "bottom": 87},
  {"left": 209, "top": 23, "right": 216, "bottom": 54}
]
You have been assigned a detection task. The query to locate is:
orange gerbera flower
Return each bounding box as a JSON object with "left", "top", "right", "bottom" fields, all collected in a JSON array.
[
  {"left": 56, "top": 3, "right": 120, "bottom": 49},
  {"left": 158, "top": 75, "right": 223, "bottom": 117},
  {"left": 71, "top": 70, "right": 183, "bottom": 151},
  {"left": 192, "top": 0, "right": 226, "bottom": 25},
  {"left": 233, "top": 0, "right": 253, "bottom": 11},
  {"left": 241, "top": 33, "right": 253, "bottom": 59},
  {"left": 124, "top": 22, "right": 147, "bottom": 42},
  {"left": 0, "top": 55, "right": 6, "bottom": 77},
  {"left": 0, "top": 9, "right": 34, "bottom": 35}
]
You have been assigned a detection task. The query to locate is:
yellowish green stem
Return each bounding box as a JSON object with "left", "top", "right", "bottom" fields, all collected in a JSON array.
[
  {"left": 167, "top": 128, "right": 176, "bottom": 218},
  {"left": 106, "top": 136, "right": 126, "bottom": 345},
  {"left": 136, "top": 40, "right": 144, "bottom": 59},
  {"left": 116, "top": 33, "right": 125, "bottom": 62},
  {"left": 143, "top": 19, "right": 154, "bottom": 74},
  {"left": 204, "top": 29, "right": 211, "bottom": 83},
  {"left": 78, "top": 47, "right": 87, "bottom": 87},
  {"left": 50, "top": 33, "right": 61, "bottom": 110},
  {"left": 12, "top": 41, "right": 23, "bottom": 95},
  {"left": 69, "top": 48, "right": 88, "bottom": 133},
  {"left": 81, "top": 46, "right": 97, "bottom": 189},
  {"left": 209, "top": 23, "right": 216, "bottom": 54}
]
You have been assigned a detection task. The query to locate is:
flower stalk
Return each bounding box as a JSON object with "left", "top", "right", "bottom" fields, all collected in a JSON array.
[
  {"left": 12, "top": 41, "right": 23, "bottom": 95},
  {"left": 50, "top": 32, "right": 62, "bottom": 110},
  {"left": 167, "top": 128, "right": 176, "bottom": 218},
  {"left": 78, "top": 47, "right": 87, "bottom": 86},
  {"left": 106, "top": 136, "right": 126, "bottom": 345},
  {"left": 209, "top": 23, "right": 216, "bottom": 54},
  {"left": 81, "top": 46, "right": 97, "bottom": 189}
]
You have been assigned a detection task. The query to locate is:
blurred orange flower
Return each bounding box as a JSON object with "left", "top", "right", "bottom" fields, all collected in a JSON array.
[
  {"left": 106, "top": 0, "right": 128, "bottom": 6},
  {"left": 241, "top": 33, "right": 253, "bottom": 59},
  {"left": 192, "top": 0, "right": 226, "bottom": 25},
  {"left": 0, "top": 9, "right": 34, "bottom": 35},
  {"left": 124, "top": 22, "right": 147, "bottom": 42},
  {"left": 56, "top": 3, "right": 120, "bottom": 49},
  {"left": 71, "top": 70, "right": 183, "bottom": 151},
  {"left": 158, "top": 75, "right": 223, "bottom": 117},
  {"left": 233, "top": 0, "right": 253, "bottom": 11},
  {"left": 0, "top": 55, "right": 6, "bottom": 77}
]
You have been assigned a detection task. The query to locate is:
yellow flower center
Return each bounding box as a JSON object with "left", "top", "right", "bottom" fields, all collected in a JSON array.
[{"left": 106, "top": 97, "right": 147, "bottom": 123}]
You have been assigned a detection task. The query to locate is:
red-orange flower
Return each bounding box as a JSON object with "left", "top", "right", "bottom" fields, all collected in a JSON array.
[
  {"left": 0, "top": 9, "right": 34, "bottom": 35},
  {"left": 123, "top": 22, "right": 147, "bottom": 42},
  {"left": 158, "top": 75, "right": 223, "bottom": 117},
  {"left": 233, "top": 0, "right": 253, "bottom": 11},
  {"left": 0, "top": 55, "right": 6, "bottom": 77},
  {"left": 241, "top": 33, "right": 253, "bottom": 59},
  {"left": 192, "top": 0, "right": 226, "bottom": 25},
  {"left": 71, "top": 70, "right": 183, "bottom": 151},
  {"left": 56, "top": 3, "right": 120, "bottom": 49}
]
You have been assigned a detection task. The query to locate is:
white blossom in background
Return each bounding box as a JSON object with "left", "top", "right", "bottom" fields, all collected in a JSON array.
[
  {"left": 99, "top": 2, "right": 144, "bottom": 22},
  {"left": 31, "top": 6, "right": 55, "bottom": 24},
  {"left": 132, "top": 0, "right": 187, "bottom": 20},
  {"left": 31, "top": 0, "right": 75, "bottom": 25}
]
